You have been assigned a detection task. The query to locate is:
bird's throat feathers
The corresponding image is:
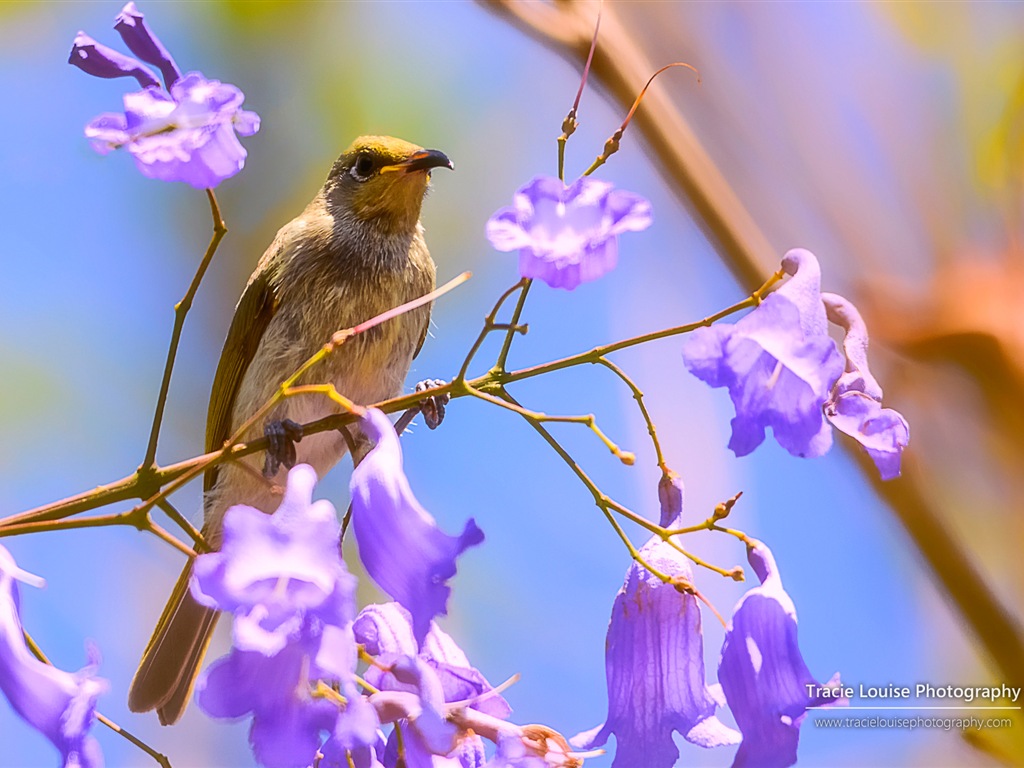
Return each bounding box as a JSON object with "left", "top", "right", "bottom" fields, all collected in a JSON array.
[{"left": 344, "top": 171, "right": 429, "bottom": 234}]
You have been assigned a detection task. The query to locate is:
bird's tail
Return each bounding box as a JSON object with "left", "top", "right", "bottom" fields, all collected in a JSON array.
[{"left": 128, "top": 557, "right": 219, "bottom": 725}]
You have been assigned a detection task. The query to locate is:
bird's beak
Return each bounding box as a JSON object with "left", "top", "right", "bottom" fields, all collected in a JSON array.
[{"left": 381, "top": 148, "right": 454, "bottom": 174}]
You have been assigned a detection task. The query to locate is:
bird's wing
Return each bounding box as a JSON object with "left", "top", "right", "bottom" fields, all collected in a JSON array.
[
  {"left": 204, "top": 270, "right": 279, "bottom": 493},
  {"left": 412, "top": 306, "right": 431, "bottom": 360}
]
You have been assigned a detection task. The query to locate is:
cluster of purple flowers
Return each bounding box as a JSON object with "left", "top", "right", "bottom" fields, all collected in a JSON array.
[
  {"left": 682, "top": 248, "right": 909, "bottom": 480},
  {"left": 70, "top": 3, "right": 259, "bottom": 188},
  {"left": 486, "top": 181, "right": 908, "bottom": 480},
  {"left": 572, "top": 475, "right": 844, "bottom": 768},
  {"left": 188, "top": 408, "right": 497, "bottom": 768}
]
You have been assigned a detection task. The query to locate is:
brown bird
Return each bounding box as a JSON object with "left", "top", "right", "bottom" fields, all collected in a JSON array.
[{"left": 128, "top": 135, "right": 452, "bottom": 724}]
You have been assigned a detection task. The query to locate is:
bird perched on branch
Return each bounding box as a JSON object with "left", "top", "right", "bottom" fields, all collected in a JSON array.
[{"left": 128, "top": 135, "right": 453, "bottom": 724}]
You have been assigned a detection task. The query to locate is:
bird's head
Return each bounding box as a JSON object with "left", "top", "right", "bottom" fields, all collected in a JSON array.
[{"left": 324, "top": 135, "right": 453, "bottom": 234}]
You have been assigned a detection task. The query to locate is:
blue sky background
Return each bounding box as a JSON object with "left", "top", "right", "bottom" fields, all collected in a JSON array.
[{"left": 0, "top": 2, "right": 1011, "bottom": 767}]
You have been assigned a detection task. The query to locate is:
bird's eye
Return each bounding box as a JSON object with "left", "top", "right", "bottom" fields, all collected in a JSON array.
[{"left": 350, "top": 154, "right": 375, "bottom": 181}]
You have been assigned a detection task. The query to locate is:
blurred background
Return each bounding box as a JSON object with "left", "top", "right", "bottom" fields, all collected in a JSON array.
[{"left": 1, "top": 1, "right": 1022, "bottom": 766}]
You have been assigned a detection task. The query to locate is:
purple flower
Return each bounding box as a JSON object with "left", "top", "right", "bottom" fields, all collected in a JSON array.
[
  {"left": 572, "top": 480, "right": 739, "bottom": 767},
  {"left": 719, "top": 541, "right": 844, "bottom": 768},
  {"left": 683, "top": 249, "right": 845, "bottom": 459},
  {"left": 197, "top": 635, "right": 339, "bottom": 768},
  {"left": 192, "top": 464, "right": 355, "bottom": 654},
  {"left": 0, "top": 545, "right": 107, "bottom": 768},
  {"left": 318, "top": 692, "right": 385, "bottom": 768},
  {"left": 371, "top": 656, "right": 458, "bottom": 764},
  {"left": 822, "top": 293, "right": 910, "bottom": 480},
  {"left": 350, "top": 409, "right": 483, "bottom": 646},
  {"left": 492, "top": 725, "right": 594, "bottom": 768},
  {"left": 486, "top": 732, "right": 548, "bottom": 768},
  {"left": 192, "top": 465, "right": 359, "bottom": 768},
  {"left": 70, "top": 3, "right": 259, "bottom": 188},
  {"left": 355, "top": 603, "right": 511, "bottom": 719},
  {"left": 486, "top": 175, "right": 652, "bottom": 290}
]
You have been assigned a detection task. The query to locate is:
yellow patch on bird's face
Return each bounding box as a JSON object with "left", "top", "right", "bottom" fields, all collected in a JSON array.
[
  {"left": 338, "top": 136, "right": 431, "bottom": 229},
  {"left": 342, "top": 135, "right": 424, "bottom": 169}
]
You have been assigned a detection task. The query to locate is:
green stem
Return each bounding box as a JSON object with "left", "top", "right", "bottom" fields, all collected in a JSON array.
[{"left": 463, "top": 381, "right": 633, "bottom": 463}]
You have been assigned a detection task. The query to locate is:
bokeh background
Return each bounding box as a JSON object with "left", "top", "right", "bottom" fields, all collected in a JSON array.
[{"left": 1, "top": 2, "right": 1022, "bottom": 766}]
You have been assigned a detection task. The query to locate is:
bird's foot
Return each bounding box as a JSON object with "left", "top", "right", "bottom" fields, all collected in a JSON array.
[
  {"left": 415, "top": 379, "right": 450, "bottom": 430},
  {"left": 263, "top": 419, "right": 304, "bottom": 477}
]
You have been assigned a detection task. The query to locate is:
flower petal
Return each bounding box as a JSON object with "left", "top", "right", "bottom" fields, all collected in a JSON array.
[
  {"left": 719, "top": 541, "right": 843, "bottom": 768},
  {"left": 486, "top": 175, "right": 651, "bottom": 290},
  {"left": 351, "top": 409, "right": 483, "bottom": 646},
  {"left": 822, "top": 293, "right": 910, "bottom": 480},
  {"left": 114, "top": 2, "right": 182, "bottom": 89},
  {"left": 0, "top": 546, "right": 107, "bottom": 768},
  {"left": 572, "top": 492, "right": 739, "bottom": 767},
  {"left": 683, "top": 251, "right": 845, "bottom": 460},
  {"left": 68, "top": 31, "right": 158, "bottom": 89}
]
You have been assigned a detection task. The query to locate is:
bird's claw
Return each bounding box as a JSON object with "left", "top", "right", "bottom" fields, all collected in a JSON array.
[
  {"left": 263, "top": 418, "right": 304, "bottom": 477},
  {"left": 415, "top": 379, "right": 450, "bottom": 430}
]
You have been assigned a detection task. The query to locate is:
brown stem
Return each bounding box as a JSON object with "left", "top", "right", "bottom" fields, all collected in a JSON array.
[{"left": 142, "top": 189, "right": 226, "bottom": 470}]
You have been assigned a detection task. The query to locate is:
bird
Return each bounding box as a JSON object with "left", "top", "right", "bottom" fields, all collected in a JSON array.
[{"left": 128, "top": 135, "right": 453, "bottom": 725}]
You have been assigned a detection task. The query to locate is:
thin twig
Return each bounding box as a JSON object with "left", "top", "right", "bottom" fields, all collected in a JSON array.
[
  {"left": 154, "top": 497, "right": 205, "bottom": 551},
  {"left": 142, "top": 189, "right": 226, "bottom": 470},
  {"left": 464, "top": 382, "right": 634, "bottom": 464},
  {"left": 594, "top": 357, "right": 666, "bottom": 471},
  {"left": 456, "top": 278, "right": 528, "bottom": 383}
]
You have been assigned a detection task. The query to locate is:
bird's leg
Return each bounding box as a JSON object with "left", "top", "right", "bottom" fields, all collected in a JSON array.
[
  {"left": 414, "top": 379, "right": 450, "bottom": 430},
  {"left": 263, "top": 418, "right": 304, "bottom": 477}
]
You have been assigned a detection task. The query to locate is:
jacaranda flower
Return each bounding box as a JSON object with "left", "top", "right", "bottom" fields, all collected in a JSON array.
[
  {"left": 192, "top": 465, "right": 359, "bottom": 768},
  {"left": 822, "top": 293, "right": 910, "bottom": 480},
  {"left": 0, "top": 545, "right": 107, "bottom": 768},
  {"left": 683, "top": 249, "right": 845, "bottom": 459},
  {"left": 719, "top": 541, "right": 844, "bottom": 768},
  {"left": 317, "top": 691, "right": 385, "bottom": 768},
  {"left": 572, "top": 479, "right": 739, "bottom": 767},
  {"left": 354, "top": 602, "right": 511, "bottom": 720},
  {"left": 197, "top": 635, "right": 340, "bottom": 768},
  {"left": 485, "top": 175, "right": 652, "bottom": 290},
  {"left": 192, "top": 464, "right": 355, "bottom": 655},
  {"left": 70, "top": 3, "right": 259, "bottom": 189},
  {"left": 371, "top": 656, "right": 458, "bottom": 765},
  {"left": 350, "top": 408, "right": 483, "bottom": 646}
]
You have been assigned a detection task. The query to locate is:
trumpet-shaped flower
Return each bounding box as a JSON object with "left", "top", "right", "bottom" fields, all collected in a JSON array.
[
  {"left": 70, "top": 3, "right": 259, "bottom": 188},
  {"left": 192, "top": 464, "right": 355, "bottom": 654},
  {"left": 192, "top": 465, "right": 359, "bottom": 768},
  {"left": 350, "top": 409, "right": 483, "bottom": 646},
  {"left": 371, "top": 656, "right": 458, "bottom": 764},
  {"left": 0, "top": 545, "right": 107, "bottom": 768},
  {"left": 822, "top": 293, "right": 909, "bottom": 480},
  {"left": 719, "top": 541, "right": 844, "bottom": 768},
  {"left": 683, "top": 249, "right": 844, "bottom": 459},
  {"left": 486, "top": 175, "right": 652, "bottom": 290},
  {"left": 572, "top": 479, "right": 739, "bottom": 767},
  {"left": 354, "top": 602, "right": 511, "bottom": 720}
]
